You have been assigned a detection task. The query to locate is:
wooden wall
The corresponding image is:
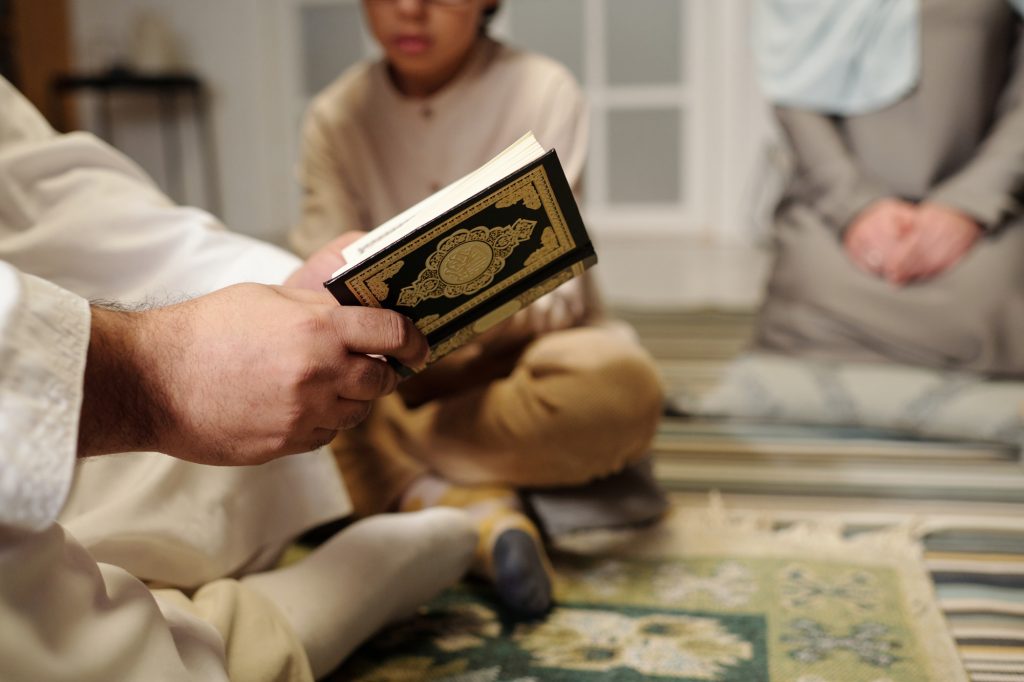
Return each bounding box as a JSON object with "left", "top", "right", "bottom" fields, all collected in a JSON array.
[{"left": 3, "top": 0, "right": 75, "bottom": 127}]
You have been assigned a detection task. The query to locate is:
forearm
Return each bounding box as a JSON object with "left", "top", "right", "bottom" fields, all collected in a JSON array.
[{"left": 77, "top": 306, "right": 174, "bottom": 458}]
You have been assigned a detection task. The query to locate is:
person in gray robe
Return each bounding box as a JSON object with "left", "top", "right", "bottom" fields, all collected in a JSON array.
[{"left": 753, "top": 0, "right": 1024, "bottom": 378}]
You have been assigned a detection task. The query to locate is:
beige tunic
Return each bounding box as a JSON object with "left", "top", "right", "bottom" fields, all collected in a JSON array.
[
  {"left": 290, "top": 39, "right": 666, "bottom": 532},
  {"left": 291, "top": 38, "right": 587, "bottom": 250},
  {"left": 755, "top": 0, "right": 1024, "bottom": 376},
  {"left": 290, "top": 37, "right": 599, "bottom": 322}
]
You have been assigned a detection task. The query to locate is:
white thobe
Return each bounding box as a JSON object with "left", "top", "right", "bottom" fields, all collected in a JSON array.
[{"left": 0, "top": 76, "right": 347, "bottom": 681}]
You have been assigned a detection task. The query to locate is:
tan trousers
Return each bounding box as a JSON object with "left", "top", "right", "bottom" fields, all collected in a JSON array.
[
  {"left": 0, "top": 523, "right": 311, "bottom": 682},
  {"left": 334, "top": 325, "right": 665, "bottom": 517}
]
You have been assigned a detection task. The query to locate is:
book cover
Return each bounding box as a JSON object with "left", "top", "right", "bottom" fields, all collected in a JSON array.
[{"left": 324, "top": 149, "right": 596, "bottom": 373}]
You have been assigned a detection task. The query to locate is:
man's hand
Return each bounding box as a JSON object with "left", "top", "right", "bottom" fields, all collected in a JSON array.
[
  {"left": 285, "top": 232, "right": 367, "bottom": 291},
  {"left": 79, "top": 283, "right": 428, "bottom": 464},
  {"left": 843, "top": 198, "right": 917, "bottom": 275},
  {"left": 883, "top": 203, "right": 981, "bottom": 285}
]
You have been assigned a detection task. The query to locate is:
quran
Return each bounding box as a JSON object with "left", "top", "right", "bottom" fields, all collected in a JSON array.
[{"left": 323, "top": 132, "right": 597, "bottom": 374}]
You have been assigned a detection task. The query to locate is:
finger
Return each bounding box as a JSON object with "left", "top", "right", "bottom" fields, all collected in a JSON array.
[
  {"left": 334, "top": 353, "right": 399, "bottom": 401},
  {"left": 895, "top": 212, "right": 916, "bottom": 235},
  {"left": 308, "top": 428, "right": 340, "bottom": 451},
  {"left": 547, "top": 295, "right": 573, "bottom": 331},
  {"left": 327, "top": 399, "right": 373, "bottom": 432},
  {"left": 274, "top": 428, "right": 340, "bottom": 459},
  {"left": 850, "top": 226, "right": 893, "bottom": 263},
  {"left": 918, "top": 244, "right": 958, "bottom": 280},
  {"left": 518, "top": 304, "right": 542, "bottom": 335},
  {"left": 858, "top": 239, "right": 888, "bottom": 272},
  {"left": 893, "top": 203, "right": 917, "bottom": 225},
  {"left": 273, "top": 286, "right": 339, "bottom": 305},
  {"left": 937, "top": 245, "right": 970, "bottom": 273},
  {"left": 918, "top": 261, "right": 945, "bottom": 281},
  {"left": 885, "top": 237, "right": 918, "bottom": 284},
  {"left": 883, "top": 255, "right": 907, "bottom": 284},
  {"left": 331, "top": 307, "right": 429, "bottom": 369},
  {"left": 846, "top": 243, "right": 879, "bottom": 274},
  {"left": 320, "top": 231, "right": 368, "bottom": 259}
]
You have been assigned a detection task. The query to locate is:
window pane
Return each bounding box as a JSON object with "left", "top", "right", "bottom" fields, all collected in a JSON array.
[
  {"left": 607, "top": 108, "right": 681, "bottom": 204},
  {"left": 604, "top": 0, "right": 682, "bottom": 86},
  {"left": 301, "top": 3, "right": 367, "bottom": 97},
  {"left": 503, "top": 0, "right": 585, "bottom": 84}
]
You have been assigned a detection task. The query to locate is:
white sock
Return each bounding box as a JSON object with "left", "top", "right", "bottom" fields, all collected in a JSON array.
[
  {"left": 242, "top": 508, "right": 476, "bottom": 678},
  {"left": 401, "top": 475, "right": 553, "bottom": 618}
]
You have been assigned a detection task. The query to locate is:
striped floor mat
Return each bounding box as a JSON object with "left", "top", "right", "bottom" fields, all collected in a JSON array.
[{"left": 622, "top": 308, "right": 1024, "bottom": 681}]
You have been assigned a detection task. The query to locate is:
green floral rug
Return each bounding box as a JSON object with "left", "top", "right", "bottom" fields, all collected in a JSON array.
[{"left": 330, "top": 507, "right": 967, "bottom": 682}]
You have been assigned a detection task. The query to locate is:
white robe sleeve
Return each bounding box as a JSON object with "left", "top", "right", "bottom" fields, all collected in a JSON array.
[
  {"left": 0, "top": 78, "right": 301, "bottom": 304},
  {"left": 0, "top": 76, "right": 350, "bottom": 583},
  {"left": 0, "top": 267, "right": 89, "bottom": 531},
  {"left": 0, "top": 77, "right": 89, "bottom": 530},
  {"left": 0, "top": 134, "right": 302, "bottom": 302}
]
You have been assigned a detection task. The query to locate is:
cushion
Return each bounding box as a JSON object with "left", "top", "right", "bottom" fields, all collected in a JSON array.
[{"left": 680, "top": 352, "right": 1024, "bottom": 451}]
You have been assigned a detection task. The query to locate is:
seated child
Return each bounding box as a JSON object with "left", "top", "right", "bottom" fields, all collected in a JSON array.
[{"left": 290, "top": 0, "right": 665, "bottom": 617}]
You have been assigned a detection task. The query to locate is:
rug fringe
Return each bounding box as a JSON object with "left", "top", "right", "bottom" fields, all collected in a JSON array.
[{"left": 554, "top": 490, "right": 925, "bottom": 562}]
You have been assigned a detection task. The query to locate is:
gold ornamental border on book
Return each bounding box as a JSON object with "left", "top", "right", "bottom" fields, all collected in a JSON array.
[
  {"left": 426, "top": 261, "right": 585, "bottom": 364},
  {"left": 395, "top": 219, "right": 537, "bottom": 308},
  {"left": 344, "top": 165, "right": 577, "bottom": 335}
]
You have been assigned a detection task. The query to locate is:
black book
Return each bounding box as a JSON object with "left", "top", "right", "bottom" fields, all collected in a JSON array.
[{"left": 323, "top": 133, "right": 597, "bottom": 374}]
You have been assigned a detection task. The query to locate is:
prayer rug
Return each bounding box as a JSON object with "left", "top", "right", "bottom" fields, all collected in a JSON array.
[
  {"left": 329, "top": 507, "right": 966, "bottom": 681},
  {"left": 319, "top": 309, "right": 1023, "bottom": 681},
  {"left": 627, "top": 309, "right": 1024, "bottom": 681}
]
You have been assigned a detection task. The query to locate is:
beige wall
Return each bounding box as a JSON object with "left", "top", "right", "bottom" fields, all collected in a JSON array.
[
  {"left": 10, "top": 0, "right": 75, "bottom": 128},
  {"left": 68, "top": 0, "right": 294, "bottom": 244}
]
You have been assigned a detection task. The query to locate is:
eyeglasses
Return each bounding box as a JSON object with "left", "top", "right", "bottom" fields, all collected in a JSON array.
[{"left": 367, "top": 0, "right": 475, "bottom": 7}]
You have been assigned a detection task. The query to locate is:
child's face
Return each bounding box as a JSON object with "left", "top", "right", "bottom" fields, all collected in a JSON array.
[{"left": 363, "top": 0, "right": 498, "bottom": 96}]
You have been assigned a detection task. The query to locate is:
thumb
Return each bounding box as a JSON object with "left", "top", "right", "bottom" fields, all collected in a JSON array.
[{"left": 884, "top": 235, "right": 917, "bottom": 285}]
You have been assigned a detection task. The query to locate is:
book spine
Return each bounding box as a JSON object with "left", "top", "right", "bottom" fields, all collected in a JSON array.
[{"left": 325, "top": 274, "right": 361, "bottom": 307}]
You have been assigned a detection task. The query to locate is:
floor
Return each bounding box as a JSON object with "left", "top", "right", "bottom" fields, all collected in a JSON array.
[{"left": 622, "top": 307, "right": 1024, "bottom": 681}]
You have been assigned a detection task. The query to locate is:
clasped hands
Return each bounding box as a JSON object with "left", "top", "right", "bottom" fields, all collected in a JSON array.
[{"left": 843, "top": 199, "right": 982, "bottom": 285}]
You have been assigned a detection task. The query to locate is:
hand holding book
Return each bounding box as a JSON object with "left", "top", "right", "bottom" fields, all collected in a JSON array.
[{"left": 323, "top": 132, "right": 597, "bottom": 375}]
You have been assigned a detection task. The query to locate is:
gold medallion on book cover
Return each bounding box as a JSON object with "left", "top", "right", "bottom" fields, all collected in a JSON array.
[
  {"left": 425, "top": 262, "right": 584, "bottom": 363},
  {"left": 344, "top": 165, "right": 577, "bottom": 336}
]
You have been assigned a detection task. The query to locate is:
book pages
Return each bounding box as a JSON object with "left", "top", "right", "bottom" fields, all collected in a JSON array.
[{"left": 332, "top": 131, "right": 545, "bottom": 276}]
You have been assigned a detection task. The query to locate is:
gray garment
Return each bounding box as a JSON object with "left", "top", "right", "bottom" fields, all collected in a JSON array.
[{"left": 756, "top": 0, "right": 1024, "bottom": 377}]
